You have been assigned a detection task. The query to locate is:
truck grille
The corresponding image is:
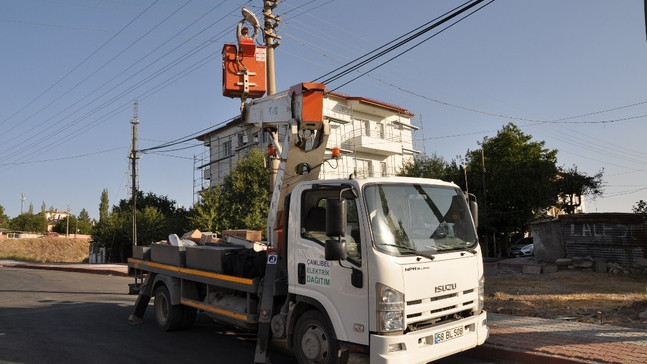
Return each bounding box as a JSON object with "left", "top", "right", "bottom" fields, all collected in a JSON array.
[{"left": 404, "top": 288, "right": 476, "bottom": 331}]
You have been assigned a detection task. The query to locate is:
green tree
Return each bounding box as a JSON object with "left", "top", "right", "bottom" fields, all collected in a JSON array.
[
  {"left": 9, "top": 213, "right": 48, "bottom": 232},
  {"left": 189, "top": 186, "right": 224, "bottom": 232},
  {"left": 555, "top": 166, "right": 603, "bottom": 214},
  {"left": 633, "top": 200, "right": 647, "bottom": 213},
  {"left": 99, "top": 189, "right": 109, "bottom": 222},
  {"left": 219, "top": 149, "right": 270, "bottom": 231},
  {"left": 77, "top": 208, "right": 93, "bottom": 234},
  {"left": 93, "top": 190, "right": 188, "bottom": 262},
  {"left": 0, "top": 205, "right": 9, "bottom": 228},
  {"left": 136, "top": 206, "right": 166, "bottom": 245},
  {"left": 28, "top": 202, "right": 34, "bottom": 215},
  {"left": 398, "top": 153, "right": 466, "bottom": 189},
  {"left": 465, "top": 123, "right": 559, "bottom": 254},
  {"left": 52, "top": 214, "right": 76, "bottom": 235}
]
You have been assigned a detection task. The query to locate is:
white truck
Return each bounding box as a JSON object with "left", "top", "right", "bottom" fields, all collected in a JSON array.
[{"left": 127, "top": 82, "right": 488, "bottom": 364}]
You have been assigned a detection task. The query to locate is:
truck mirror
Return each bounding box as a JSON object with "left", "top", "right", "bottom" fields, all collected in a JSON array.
[
  {"left": 324, "top": 198, "right": 348, "bottom": 261},
  {"left": 466, "top": 193, "right": 478, "bottom": 229},
  {"left": 325, "top": 239, "right": 347, "bottom": 261},
  {"left": 325, "top": 198, "right": 346, "bottom": 237}
]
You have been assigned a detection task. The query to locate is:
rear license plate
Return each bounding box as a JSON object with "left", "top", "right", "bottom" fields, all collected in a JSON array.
[{"left": 434, "top": 326, "right": 464, "bottom": 344}]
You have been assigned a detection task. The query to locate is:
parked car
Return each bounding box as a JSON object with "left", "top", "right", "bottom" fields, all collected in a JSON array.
[{"left": 508, "top": 237, "right": 534, "bottom": 257}]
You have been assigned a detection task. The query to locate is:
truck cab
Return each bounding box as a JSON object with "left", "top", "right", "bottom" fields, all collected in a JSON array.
[{"left": 286, "top": 176, "right": 488, "bottom": 363}]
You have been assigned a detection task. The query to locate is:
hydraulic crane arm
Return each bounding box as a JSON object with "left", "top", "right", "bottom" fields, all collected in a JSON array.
[{"left": 242, "top": 82, "right": 330, "bottom": 248}]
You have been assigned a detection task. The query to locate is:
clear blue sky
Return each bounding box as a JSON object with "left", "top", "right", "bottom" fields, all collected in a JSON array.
[{"left": 2, "top": 0, "right": 646, "bottom": 220}]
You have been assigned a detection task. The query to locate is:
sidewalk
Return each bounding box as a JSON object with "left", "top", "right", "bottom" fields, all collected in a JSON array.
[
  {"left": 2, "top": 260, "right": 645, "bottom": 363},
  {"left": 0, "top": 259, "right": 129, "bottom": 276},
  {"left": 473, "top": 313, "right": 647, "bottom": 364}
]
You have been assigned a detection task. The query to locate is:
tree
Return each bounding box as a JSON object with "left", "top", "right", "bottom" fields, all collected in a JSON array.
[
  {"left": 52, "top": 214, "right": 76, "bottom": 235},
  {"left": 398, "top": 154, "right": 466, "bottom": 189},
  {"left": 633, "top": 200, "right": 647, "bottom": 213},
  {"left": 92, "top": 190, "right": 188, "bottom": 262},
  {"left": 189, "top": 186, "right": 224, "bottom": 232},
  {"left": 555, "top": 166, "right": 603, "bottom": 214},
  {"left": 28, "top": 202, "right": 34, "bottom": 215},
  {"left": 77, "top": 208, "right": 93, "bottom": 234},
  {"left": 99, "top": 189, "right": 109, "bottom": 222},
  {"left": 0, "top": 204, "right": 9, "bottom": 228},
  {"left": 219, "top": 149, "right": 270, "bottom": 231},
  {"left": 9, "top": 213, "right": 48, "bottom": 232},
  {"left": 464, "top": 123, "right": 559, "bottom": 254}
]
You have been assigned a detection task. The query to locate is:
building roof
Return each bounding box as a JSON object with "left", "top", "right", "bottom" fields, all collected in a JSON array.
[{"left": 327, "top": 91, "right": 414, "bottom": 118}]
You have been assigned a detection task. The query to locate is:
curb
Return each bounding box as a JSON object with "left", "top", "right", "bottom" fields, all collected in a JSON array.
[{"left": 0, "top": 261, "right": 129, "bottom": 277}]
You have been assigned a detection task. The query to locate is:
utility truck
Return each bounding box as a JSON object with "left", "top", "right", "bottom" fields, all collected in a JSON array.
[{"left": 127, "top": 81, "right": 488, "bottom": 364}]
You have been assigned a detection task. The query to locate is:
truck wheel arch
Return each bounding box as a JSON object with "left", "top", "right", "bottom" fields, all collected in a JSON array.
[{"left": 152, "top": 275, "right": 182, "bottom": 305}]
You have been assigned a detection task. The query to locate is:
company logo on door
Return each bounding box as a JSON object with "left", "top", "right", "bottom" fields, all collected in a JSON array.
[{"left": 306, "top": 259, "right": 331, "bottom": 286}]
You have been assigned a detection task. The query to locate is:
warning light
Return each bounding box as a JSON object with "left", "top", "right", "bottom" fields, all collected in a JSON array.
[
  {"left": 267, "top": 146, "right": 277, "bottom": 158},
  {"left": 331, "top": 147, "right": 341, "bottom": 159}
]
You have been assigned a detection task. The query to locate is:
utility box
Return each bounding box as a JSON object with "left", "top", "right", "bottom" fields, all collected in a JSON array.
[{"left": 222, "top": 43, "right": 267, "bottom": 98}]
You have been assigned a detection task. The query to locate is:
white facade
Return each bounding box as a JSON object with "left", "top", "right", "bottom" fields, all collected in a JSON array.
[{"left": 195, "top": 92, "right": 419, "bottom": 194}]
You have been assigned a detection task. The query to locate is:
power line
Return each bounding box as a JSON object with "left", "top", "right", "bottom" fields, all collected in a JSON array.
[
  {"left": 0, "top": 2, "right": 243, "bottom": 167},
  {"left": 0, "top": 0, "right": 160, "bottom": 130}
]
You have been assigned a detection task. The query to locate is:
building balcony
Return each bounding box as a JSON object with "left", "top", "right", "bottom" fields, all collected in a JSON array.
[{"left": 344, "top": 134, "right": 403, "bottom": 156}]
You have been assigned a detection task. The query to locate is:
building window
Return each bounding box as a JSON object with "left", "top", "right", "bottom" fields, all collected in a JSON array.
[
  {"left": 379, "top": 123, "right": 385, "bottom": 139},
  {"left": 223, "top": 140, "right": 232, "bottom": 157},
  {"left": 380, "top": 162, "right": 387, "bottom": 177},
  {"left": 362, "top": 120, "right": 371, "bottom": 137}
]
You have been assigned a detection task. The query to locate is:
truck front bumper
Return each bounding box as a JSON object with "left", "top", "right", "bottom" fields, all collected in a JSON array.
[{"left": 369, "top": 311, "right": 488, "bottom": 364}]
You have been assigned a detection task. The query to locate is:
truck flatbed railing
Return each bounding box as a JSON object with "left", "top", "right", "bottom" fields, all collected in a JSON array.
[{"left": 128, "top": 258, "right": 260, "bottom": 292}]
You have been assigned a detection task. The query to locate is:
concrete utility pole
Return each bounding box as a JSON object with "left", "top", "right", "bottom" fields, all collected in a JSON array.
[
  {"left": 130, "top": 100, "right": 140, "bottom": 247},
  {"left": 263, "top": 0, "right": 281, "bottom": 95}
]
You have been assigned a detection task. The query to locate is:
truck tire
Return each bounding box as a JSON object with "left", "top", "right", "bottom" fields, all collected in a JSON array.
[
  {"left": 293, "top": 310, "right": 339, "bottom": 364},
  {"left": 154, "top": 285, "right": 183, "bottom": 331}
]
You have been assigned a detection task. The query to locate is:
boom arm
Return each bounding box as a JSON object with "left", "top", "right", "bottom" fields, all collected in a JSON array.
[{"left": 243, "top": 82, "right": 329, "bottom": 247}]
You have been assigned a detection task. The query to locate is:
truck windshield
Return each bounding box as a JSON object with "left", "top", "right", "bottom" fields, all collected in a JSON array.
[{"left": 365, "top": 183, "right": 477, "bottom": 256}]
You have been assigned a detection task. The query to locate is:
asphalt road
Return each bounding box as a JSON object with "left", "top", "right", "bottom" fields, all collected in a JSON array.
[{"left": 0, "top": 267, "right": 513, "bottom": 364}]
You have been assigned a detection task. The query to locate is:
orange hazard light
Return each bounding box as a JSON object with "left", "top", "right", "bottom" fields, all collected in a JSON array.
[{"left": 222, "top": 43, "right": 267, "bottom": 98}]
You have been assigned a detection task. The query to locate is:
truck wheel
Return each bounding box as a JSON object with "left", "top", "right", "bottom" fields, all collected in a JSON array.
[
  {"left": 154, "top": 285, "right": 183, "bottom": 331},
  {"left": 293, "top": 310, "right": 339, "bottom": 364}
]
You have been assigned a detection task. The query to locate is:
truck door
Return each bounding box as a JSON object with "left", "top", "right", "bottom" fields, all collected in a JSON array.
[{"left": 291, "top": 188, "right": 369, "bottom": 346}]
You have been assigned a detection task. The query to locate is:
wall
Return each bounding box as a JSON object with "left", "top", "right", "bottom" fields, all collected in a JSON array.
[{"left": 532, "top": 213, "right": 647, "bottom": 266}]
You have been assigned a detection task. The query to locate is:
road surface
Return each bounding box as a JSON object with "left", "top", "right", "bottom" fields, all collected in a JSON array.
[{"left": 0, "top": 267, "right": 514, "bottom": 363}]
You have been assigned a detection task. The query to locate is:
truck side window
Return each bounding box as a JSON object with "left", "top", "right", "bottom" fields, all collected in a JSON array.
[
  {"left": 345, "top": 199, "right": 362, "bottom": 266},
  {"left": 301, "top": 192, "right": 362, "bottom": 266}
]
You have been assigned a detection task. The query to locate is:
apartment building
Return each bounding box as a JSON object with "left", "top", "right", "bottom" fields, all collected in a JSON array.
[{"left": 194, "top": 91, "right": 419, "bottom": 194}]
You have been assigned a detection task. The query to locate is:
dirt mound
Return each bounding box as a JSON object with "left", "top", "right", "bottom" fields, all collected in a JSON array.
[
  {"left": 0, "top": 237, "right": 90, "bottom": 263},
  {"left": 485, "top": 269, "right": 647, "bottom": 330}
]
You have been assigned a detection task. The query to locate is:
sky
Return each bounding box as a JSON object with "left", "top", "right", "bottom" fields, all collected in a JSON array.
[{"left": 2, "top": 0, "right": 647, "bottom": 220}]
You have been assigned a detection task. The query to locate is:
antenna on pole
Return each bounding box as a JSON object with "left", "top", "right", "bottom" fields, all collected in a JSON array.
[
  {"left": 20, "top": 192, "right": 26, "bottom": 214},
  {"left": 130, "top": 100, "right": 140, "bottom": 247}
]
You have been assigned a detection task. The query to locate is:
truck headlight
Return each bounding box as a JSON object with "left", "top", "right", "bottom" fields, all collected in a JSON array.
[
  {"left": 477, "top": 275, "right": 485, "bottom": 313},
  {"left": 376, "top": 283, "right": 404, "bottom": 333}
]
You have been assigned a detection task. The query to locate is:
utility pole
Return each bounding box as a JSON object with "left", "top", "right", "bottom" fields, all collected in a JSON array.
[
  {"left": 130, "top": 100, "right": 140, "bottom": 247},
  {"left": 263, "top": 0, "right": 281, "bottom": 95},
  {"left": 481, "top": 149, "right": 489, "bottom": 257},
  {"left": 66, "top": 206, "right": 70, "bottom": 238}
]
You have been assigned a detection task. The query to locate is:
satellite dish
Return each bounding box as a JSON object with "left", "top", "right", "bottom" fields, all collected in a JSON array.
[{"left": 241, "top": 7, "right": 260, "bottom": 28}]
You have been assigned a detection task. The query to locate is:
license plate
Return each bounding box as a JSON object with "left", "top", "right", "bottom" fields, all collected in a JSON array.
[{"left": 434, "top": 326, "right": 464, "bottom": 344}]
